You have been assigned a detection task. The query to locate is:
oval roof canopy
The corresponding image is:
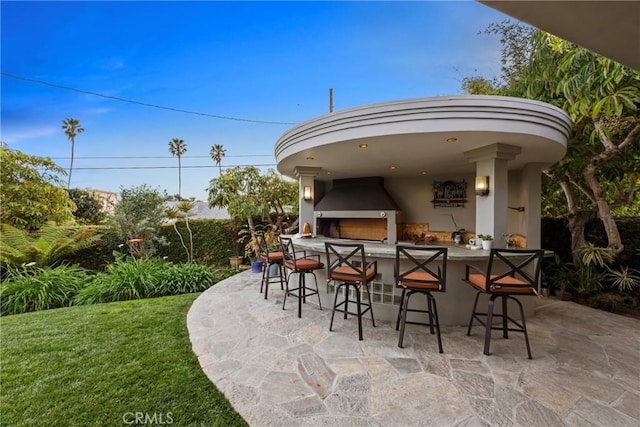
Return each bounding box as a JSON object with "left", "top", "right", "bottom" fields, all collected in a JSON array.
[{"left": 275, "top": 96, "right": 571, "bottom": 181}]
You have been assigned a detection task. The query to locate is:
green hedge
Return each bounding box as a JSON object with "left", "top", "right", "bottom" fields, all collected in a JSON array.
[
  {"left": 156, "top": 219, "right": 243, "bottom": 266},
  {"left": 67, "top": 219, "right": 243, "bottom": 272}
]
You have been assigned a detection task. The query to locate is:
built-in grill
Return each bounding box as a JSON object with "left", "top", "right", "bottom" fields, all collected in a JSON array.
[{"left": 313, "top": 177, "right": 401, "bottom": 244}]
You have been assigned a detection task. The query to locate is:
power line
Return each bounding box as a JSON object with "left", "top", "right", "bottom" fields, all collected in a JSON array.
[
  {"left": 71, "top": 163, "right": 277, "bottom": 171},
  {"left": 1, "top": 72, "right": 298, "bottom": 125},
  {"left": 49, "top": 154, "right": 274, "bottom": 160}
]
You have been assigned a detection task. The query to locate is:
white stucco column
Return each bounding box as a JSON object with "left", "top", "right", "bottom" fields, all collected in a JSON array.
[
  {"left": 465, "top": 143, "right": 522, "bottom": 248},
  {"left": 294, "top": 166, "right": 321, "bottom": 234},
  {"left": 522, "top": 163, "right": 545, "bottom": 248}
]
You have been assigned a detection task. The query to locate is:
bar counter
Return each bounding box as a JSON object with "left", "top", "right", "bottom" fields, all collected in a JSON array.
[{"left": 286, "top": 235, "right": 538, "bottom": 326}]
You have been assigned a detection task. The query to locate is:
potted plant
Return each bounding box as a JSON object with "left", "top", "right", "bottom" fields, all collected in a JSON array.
[{"left": 478, "top": 234, "right": 493, "bottom": 250}]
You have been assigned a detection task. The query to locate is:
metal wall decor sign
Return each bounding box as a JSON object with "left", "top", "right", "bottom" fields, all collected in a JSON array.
[{"left": 431, "top": 180, "right": 467, "bottom": 208}]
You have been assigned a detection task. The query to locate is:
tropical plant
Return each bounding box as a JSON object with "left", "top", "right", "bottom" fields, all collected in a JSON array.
[
  {"left": 168, "top": 138, "right": 187, "bottom": 197},
  {"left": 0, "top": 223, "right": 100, "bottom": 268},
  {"left": 165, "top": 207, "right": 190, "bottom": 263},
  {"left": 0, "top": 142, "right": 76, "bottom": 230},
  {"left": 209, "top": 143, "right": 226, "bottom": 175},
  {"left": 208, "top": 166, "right": 298, "bottom": 244},
  {"left": 61, "top": 118, "right": 84, "bottom": 189},
  {"left": 0, "top": 264, "right": 89, "bottom": 315},
  {"left": 606, "top": 266, "right": 640, "bottom": 293},
  {"left": 464, "top": 22, "right": 640, "bottom": 263},
  {"left": 178, "top": 200, "right": 195, "bottom": 263},
  {"left": 576, "top": 243, "right": 616, "bottom": 269},
  {"left": 164, "top": 201, "right": 195, "bottom": 263},
  {"left": 110, "top": 184, "right": 167, "bottom": 258},
  {"left": 67, "top": 188, "right": 106, "bottom": 224}
]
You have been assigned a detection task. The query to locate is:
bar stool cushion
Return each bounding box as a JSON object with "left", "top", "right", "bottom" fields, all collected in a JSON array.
[
  {"left": 398, "top": 271, "right": 441, "bottom": 290},
  {"left": 261, "top": 251, "right": 284, "bottom": 263},
  {"left": 285, "top": 258, "right": 323, "bottom": 272},
  {"left": 329, "top": 265, "right": 376, "bottom": 283},
  {"left": 467, "top": 273, "right": 536, "bottom": 294}
]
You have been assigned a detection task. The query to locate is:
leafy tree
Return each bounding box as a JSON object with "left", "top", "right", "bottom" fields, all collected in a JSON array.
[
  {"left": 0, "top": 223, "right": 100, "bottom": 268},
  {"left": 110, "top": 184, "right": 167, "bottom": 257},
  {"left": 209, "top": 144, "right": 226, "bottom": 175},
  {"left": 168, "top": 138, "right": 187, "bottom": 197},
  {"left": 61, "top": 118, "right": 84, "bottom": 189},
  {"left": 207, "top": 166, "right": 298, "bottom": 239},
  {"left": 67, "top": 189, "right": 106, "bottom": 224},
  {"left": 464, "top": 22, "right": 640, "bottom": 261},
  {"left": 0, "top": 142, "right": 76, "bottom": 230}
]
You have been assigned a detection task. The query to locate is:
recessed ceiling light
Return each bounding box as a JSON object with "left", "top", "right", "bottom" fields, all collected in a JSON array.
[
  {"left": 306, "top": 157, "right": 314, "bottom": 161},
  {"left": 446, "top": 137, "right": 457, "bottom": 143},
  {"left": 326, "top": 171, "right": 331, "bottom": 175},
  {"left": 359, "top": 144, "right": 368, "bottom": 149},
  {"left": 390, "top": 166, "right": 397, "bottom": 170},
  {"left": 420, "top": 171, "right": 428, "bottom": 175}
]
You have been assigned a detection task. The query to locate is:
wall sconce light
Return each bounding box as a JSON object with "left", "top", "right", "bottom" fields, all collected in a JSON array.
[
  {"left": 475, "top": 176, "right": 489, "bottom": 196},
  {"left": 303, "top": 186, "right": 312, "bottom": 201}
]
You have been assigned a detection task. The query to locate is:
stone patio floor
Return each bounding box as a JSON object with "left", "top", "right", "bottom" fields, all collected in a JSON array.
[{"left": 187, "top": 270, "right": 640, "bottom": 426}]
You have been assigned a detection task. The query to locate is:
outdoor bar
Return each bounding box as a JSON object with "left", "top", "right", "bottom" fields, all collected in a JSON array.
[{"left": 275, "top": 95, "right": 571, "bottom": 325}]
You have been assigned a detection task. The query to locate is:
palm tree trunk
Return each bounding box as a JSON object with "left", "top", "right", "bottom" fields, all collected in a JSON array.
[
  {"left": 178, "top": 156, "right": 182, "bottom": 197},
  {"left": 68, "top": 138, "right": 75, "bottom": 188}
]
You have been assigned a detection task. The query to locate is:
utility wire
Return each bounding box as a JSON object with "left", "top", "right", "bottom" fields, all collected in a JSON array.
[
  {"left": 49, "top": 154, "right": 274, "bottom": 160},
  {"left": 1, "top": 72, "right": 298, "bottom": 125},
  {"left": 70, "top": 163, "right": 276, "bottom": 171}
]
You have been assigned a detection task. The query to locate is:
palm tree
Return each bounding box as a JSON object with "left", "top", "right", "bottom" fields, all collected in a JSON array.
[
  {"left": 209, "top": 144, "right": 226, "bottom": 175},
  {"left": 168, "top": 138, "right": 187, "bottom": 197},
  {"left": 61, "top": 118, "right": 84, "bottom": 189}
]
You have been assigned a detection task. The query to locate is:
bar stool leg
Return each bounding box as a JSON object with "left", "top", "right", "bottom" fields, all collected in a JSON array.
[
  {"left": 501, "top": 296, "right": 509, "bottom": 339},
  {"left": 467, "top": 290, "right": 482, "bottom": 336},
  {"left": 484, "top": 295, "right": 497, "bottom": 356},
  {"left": 329, "top": 283, "right": 343, "bottom": 332},
  {"left": 398, "top": 291, "right": 411, "bottom": 347},
  {"left": 395, "top": 288, "right": 407, "bottom": 331},
  {"left": 364, "top": 283, "right": 375, "bottom": 327},
  {"left": 430, "top": 293, "right": 443, "bottom": 353},
  {"left": 356, "top": 284, "right": 363, "bottom": 341}
]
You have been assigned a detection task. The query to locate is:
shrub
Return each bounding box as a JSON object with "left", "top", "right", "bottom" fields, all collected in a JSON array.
[
  {"left": 587, "top": 293, "right": 638, "bottom": 313},
  {"left": 74, "top": 257, "right": 216, "bottom": 304},
  {"left": 0, "top": 265, "right": 89, "bottom": 316}
]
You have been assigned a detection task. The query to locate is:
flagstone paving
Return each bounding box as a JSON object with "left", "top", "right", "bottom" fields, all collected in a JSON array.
[{"left": 188, "top": 270, "right": 640, "bottom": 426}]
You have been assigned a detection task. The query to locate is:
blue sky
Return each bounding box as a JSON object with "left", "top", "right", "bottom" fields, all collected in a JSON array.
[{"left": 1, "top": 1, "right": 512, "bottom": 201}]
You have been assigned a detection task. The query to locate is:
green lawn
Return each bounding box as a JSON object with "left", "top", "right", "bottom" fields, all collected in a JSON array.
[{"left": 1, "top": 293, "right": 247, "bottom": 426}]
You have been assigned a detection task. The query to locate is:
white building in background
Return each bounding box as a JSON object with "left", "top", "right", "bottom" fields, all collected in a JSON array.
[
  {"left": 163, "top": 201, "right": 229, "bottom": 220},
  {"left": 88, "top": 189, "right": 118, "bottom": 214}
]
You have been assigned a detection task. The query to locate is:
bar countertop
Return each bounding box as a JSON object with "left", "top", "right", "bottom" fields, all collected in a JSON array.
[{"left": 288, "top": 235, "right": 508, "bottom": 261}]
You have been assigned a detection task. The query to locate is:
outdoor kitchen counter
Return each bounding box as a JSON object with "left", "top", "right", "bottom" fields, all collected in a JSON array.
[
  {"left": 286, "top": 235, "right": 538, "bottom": 326},
  {"left": 289, "top": 235, "right": 496, "bottom": 260}
]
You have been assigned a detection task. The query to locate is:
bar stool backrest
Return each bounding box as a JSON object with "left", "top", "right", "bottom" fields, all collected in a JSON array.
[
  {"left": 395, "top": 246, "right": 448, "bottom": 291},
  {"left": 279, "top": 236, "right": 296, "bottom": 263},
  {"left": 324, "top": 242, "right": 373, "bottom": 285},
  {"left": 483, "top": 249, "right": 545, "bottom": 294}
]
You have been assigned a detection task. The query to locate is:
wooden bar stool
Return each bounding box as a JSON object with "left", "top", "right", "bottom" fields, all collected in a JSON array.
[
  {"left": 463, "top": 248, "right": 544, "bottom": 359},
  {"left": 395, "top": 245, "right": 447, "bottom": 352},
  {"left": 325, "top": 242, "right": 377, "bottom": 341},
  {"left": 279, "top": 236, "right": 323, "bottom": 318}
]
